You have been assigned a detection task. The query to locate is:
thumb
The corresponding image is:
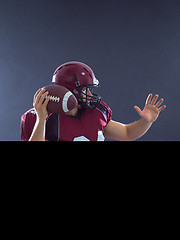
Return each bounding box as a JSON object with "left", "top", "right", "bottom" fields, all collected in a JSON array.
[{"left": 134, "top": 106, "right": 142, "bottom": 116}]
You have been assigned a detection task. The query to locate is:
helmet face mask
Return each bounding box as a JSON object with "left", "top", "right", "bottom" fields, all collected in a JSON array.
[
  {"left": 52, "top": 61, "right": 102, "bottom": 109},
  {"left": 76, "top": 85, "right": 101, "bottom": 109}
]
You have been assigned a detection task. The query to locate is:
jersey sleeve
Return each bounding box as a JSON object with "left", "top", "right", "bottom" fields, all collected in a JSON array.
[
  {"left": 20, "top": 109, "right": 36, "bottom": 141},
  {"left": 97, "top": 100, "right": 112, "bottom": 126},
  {"left": 104, "top": 101, "right": 112, "bottom": 125}
]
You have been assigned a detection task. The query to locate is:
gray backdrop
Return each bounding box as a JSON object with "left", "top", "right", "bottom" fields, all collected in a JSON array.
[{"left": 0, "top": 0, "right": 179, "bottom": 140}]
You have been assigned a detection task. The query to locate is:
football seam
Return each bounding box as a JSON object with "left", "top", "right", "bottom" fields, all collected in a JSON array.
[
  {"left": 46, "top": 95, "right": 60, "bottom": 102},
  {"left": 62, "top": 91, "right": 73, "bottom": 112}
]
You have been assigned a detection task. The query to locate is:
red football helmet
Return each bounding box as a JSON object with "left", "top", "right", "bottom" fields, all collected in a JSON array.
[{"left": 52, "top": 61, "right": 101, "bottom": 109}]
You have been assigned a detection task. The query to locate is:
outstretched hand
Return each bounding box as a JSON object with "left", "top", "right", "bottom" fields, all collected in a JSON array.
[{"left": 134, "top": 94, "right": 166, "bottom": 122}]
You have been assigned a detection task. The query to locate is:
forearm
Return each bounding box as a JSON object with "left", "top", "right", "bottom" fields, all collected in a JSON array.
[
  {"left": 126, "top": 118, "right": 152, "bottom": 141},
  {"left": 29, "top": 118, "right": 46, "bottom": 141}
]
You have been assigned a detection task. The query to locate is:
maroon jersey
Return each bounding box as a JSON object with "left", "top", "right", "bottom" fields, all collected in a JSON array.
[{"left": 21, "top": 101, "right": 112, "bottom": 141}]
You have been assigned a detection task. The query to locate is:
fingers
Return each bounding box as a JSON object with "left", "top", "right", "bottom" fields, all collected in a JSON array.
[
  {"left": 155, "top": 98, "right": 164, "bottom": 108},
  {"left": 134, "top": 105, "right": 142, "bottom": 115},
  {"left": 36, "top": 89, "right": 46, "bottom": 104},
  {"left": 33, "top": 88, "right": 42, "bottom": 104},
  {"left": 38, "top": 91, "right": 49, "bottom": 105},
  {"left": 33, "top": 88, "right": 49, "bottom": 107},
  {"left": 43, "top": 94, "right": 50, "bottom": 108},
  {"left": 146, "top": 93, "right": 166, "bottom": 112},
  {"left": 146, "top": 94, "right": 153, "bottom": 105},
  {"left": 151, "top": 94, "right": 159, "bottom": 105},
  {"left": 147, "top": 94, "right": 165, "bottom": 107},
  {"left": 158, "top": 105, "right": 166, "bottom": 112}
]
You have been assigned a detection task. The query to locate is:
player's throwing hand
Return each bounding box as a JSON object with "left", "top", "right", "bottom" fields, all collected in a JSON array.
[{"left": 33, "top": 89, "right": 50, "bottom": 121}]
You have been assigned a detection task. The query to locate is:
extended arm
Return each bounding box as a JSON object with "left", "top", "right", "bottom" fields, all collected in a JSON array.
[
  {"left": 104, "top": 119, "right": 152, "bottom": 141},
  {"left": 104, "top": 94, "right": 166, "bottom": 141}
]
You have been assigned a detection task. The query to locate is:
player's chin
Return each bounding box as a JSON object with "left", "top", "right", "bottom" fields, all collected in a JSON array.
[{"left": 82, "top": 98, "right": 91, "bottom": 104}]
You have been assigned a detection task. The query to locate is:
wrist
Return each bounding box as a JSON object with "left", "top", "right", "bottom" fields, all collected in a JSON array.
[{"left": 140, "top": 117, "right": 153, "bottom": 125}]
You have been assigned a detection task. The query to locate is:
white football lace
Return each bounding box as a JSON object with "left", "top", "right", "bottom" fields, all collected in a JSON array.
[{"left": 46, "top": 95, "right": 60, "bottom": 102}]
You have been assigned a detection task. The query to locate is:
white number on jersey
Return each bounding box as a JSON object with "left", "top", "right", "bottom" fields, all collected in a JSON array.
[{"left": 73, "top": 130, "right": 105, "bottom": 141}]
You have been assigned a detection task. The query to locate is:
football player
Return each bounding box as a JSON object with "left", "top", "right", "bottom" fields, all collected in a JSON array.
[{"left": 21, "top": 61, "right": 166, "bottom": 141}]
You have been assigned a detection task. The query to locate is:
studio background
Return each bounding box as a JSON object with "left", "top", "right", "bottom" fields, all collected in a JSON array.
[{"left": 0, "top": 0, "right": 179, "bottom": 140}]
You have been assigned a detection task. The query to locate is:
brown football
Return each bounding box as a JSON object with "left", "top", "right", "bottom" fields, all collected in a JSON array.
[{"left": 43, "top": 85, "right": 78, "bottom": 114}]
